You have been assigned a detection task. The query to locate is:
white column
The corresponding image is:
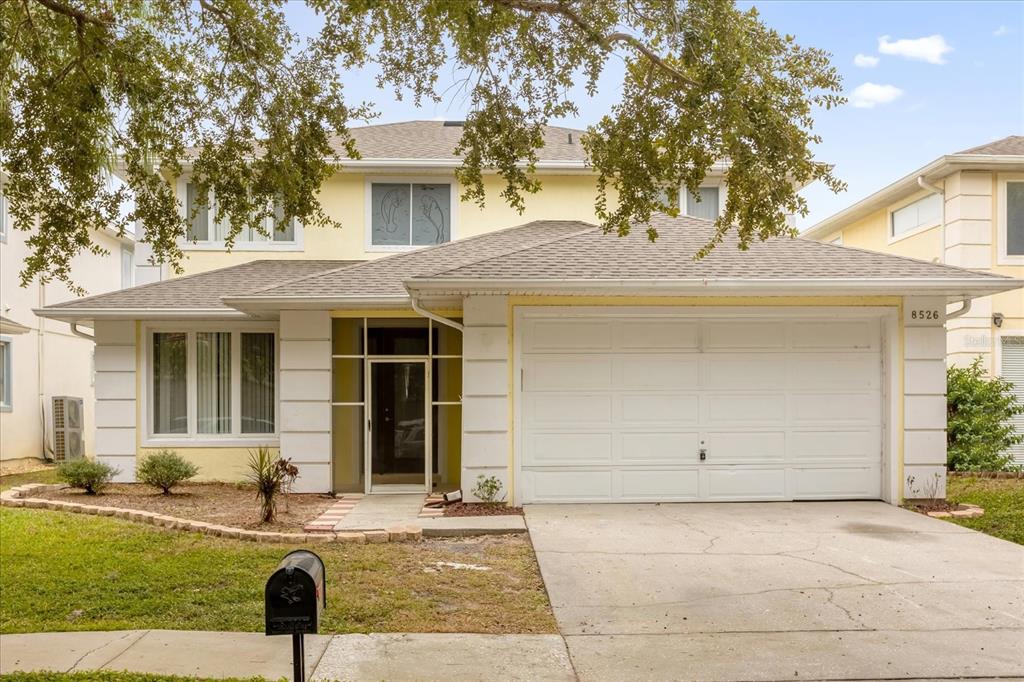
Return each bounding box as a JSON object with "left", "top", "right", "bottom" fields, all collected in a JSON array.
[
  {"left": 903, "top": 296, "right": 948, "bottom": 499},
  {"left": 279, "top": 310, "right": 332, "bottom": 492},
  {"left": 93, "top": 320, "right": 137, "bottom": 481},
  {"left": 461, "top": 295, "right": 510, "bottom": 501}
]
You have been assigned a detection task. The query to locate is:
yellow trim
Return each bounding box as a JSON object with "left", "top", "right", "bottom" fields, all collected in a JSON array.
[
  {"left": 330, "top": 309, "right": 462, "bottom": 318},
  {"left": 504, "top": 295, "right": 903, "bottom": 503}
]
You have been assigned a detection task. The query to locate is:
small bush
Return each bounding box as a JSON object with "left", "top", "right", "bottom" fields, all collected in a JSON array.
[
  {"left": 947, "top": 358, "right": 1024, "bottom": 472},
  {"left": 245, "top": 447, "right": 297, "bottom": 523},
  {"left": 473, "top": 474, "right": 505, "bottom": 503},
  {"left": 57, "top": 459, "right": 118, "bottom": 495},
  {"left": 137, "top": 450, "right": 199, "bottom": 494}
]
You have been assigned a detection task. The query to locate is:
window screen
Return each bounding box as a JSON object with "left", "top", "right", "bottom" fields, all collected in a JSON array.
[{"left": 1007, "top": 182, "right": 1024, "bottom": 256}]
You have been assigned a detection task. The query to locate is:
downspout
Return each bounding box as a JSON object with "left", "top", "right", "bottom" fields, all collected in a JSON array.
[
  {"left": 917, "top": 176, "right": 945, "bottom": 264},
  {"left": 946, "top": 298, "right": 971, "bottom": 320},
  {"left": 410, "top": 297, "right": 464, "bottom": 332},
  {"left": 70, "top": 322, "right": 95, "bottom": 340}
]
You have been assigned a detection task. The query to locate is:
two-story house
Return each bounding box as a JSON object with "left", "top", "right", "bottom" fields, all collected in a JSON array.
[
  {"left": 36, "top": 121, "right": 1023, "bottom": 503},
  {"left": 0, "top": 182, "right": 135, "bottom": 470},
  {"left": 802, "top": 136, "right": 1024, "bottom": 464}
]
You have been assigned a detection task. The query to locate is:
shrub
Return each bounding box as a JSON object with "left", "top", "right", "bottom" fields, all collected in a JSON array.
[
  {"left": 245, "top": 447, "right": 298, "bottom": 523},
  {"left": 473, "top": 474, "right": 504, "bottom": 503},
  {"left": 56, "top": 459, "right": 118, "bottom": 494},
  {"left": 947, "top": 358, "right": 1024, "bottom": 472},
  {"left": 137, "top": 450, "right": 199, "bottom": 494}
]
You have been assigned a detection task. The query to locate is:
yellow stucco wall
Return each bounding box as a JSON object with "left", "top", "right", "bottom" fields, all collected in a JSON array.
[
  {"left": 177, "top": 172, "right": 605, "bottom": 276},
  {"left": 819, "top": 189, "right": 944, "bottom": 263},
  {"left": 137, "top": 447, "right": 279, "bottom": 482}
]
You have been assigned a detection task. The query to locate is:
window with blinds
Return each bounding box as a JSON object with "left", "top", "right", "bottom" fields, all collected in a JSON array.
[{"left": 1001, "top": 336, "right": 1024, "bottom": 465}]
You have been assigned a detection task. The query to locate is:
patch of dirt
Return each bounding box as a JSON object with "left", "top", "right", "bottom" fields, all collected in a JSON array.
[
  {"left": 441, "top": 502, "right": 524, "bottom": 517},
  {"left": 37, "top": 482, "right": 337, "bottom": 532},
  {"left": 905, "top": 500, "right": 973, "bottom": 514}
]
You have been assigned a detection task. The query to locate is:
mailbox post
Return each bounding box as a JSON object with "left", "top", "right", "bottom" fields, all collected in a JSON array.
[{"left": 265, "top": 550, "right": 326, "bottom": 682}]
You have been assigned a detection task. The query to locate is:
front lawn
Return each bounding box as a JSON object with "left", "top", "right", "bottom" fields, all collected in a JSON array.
[
  {"left": 0, "top": 673, "right": 264, "bottom": 682},
  {"left": 945, "top": 476, "right": 1024, "bottom": 545},
  {"left": 0, "top": 467, "right": 60, "bottom": 491},
  {"left": 0, "top": 508, "right": 555, "bottom": 635}
]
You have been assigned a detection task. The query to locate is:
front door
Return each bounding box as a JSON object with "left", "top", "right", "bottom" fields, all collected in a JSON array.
[{"left": 368, "top": 360, "right": 429, "bottom": 492}]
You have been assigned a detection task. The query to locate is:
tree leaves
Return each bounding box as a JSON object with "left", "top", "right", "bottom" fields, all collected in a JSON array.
[{"left": 2, "top": 0, "right": 845, "bottom": 290}]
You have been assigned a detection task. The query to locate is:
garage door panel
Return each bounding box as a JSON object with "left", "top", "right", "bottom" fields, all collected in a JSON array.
[
  {"left": 704, "top": 468, "right": 787, "bottom": 499},
  {"left": 706, "top": 393, "right": 787, "bottom": 424},
  {"left": 790, "top": 429, "right": 881, "bottom": 460},
  {"left": 620, "top": 432, "right": 700, "bottom": 464},
  {"left": 526, "top": 356, "right": 612, "bottom": 390},
  {"left": 791, "top": 320, "right": 879, "bottom": 350},
  {"left": 526, "top": 432, "right": 612, "bottom": 466},
  {"left": 616, "top": 355, "right": 699, "bottom": 388},
  {"left": 791, "top": 466, "right": 881, "bottom": 498},
  {"left": 705, "top": 431, "right": 786, "bottom": 462},
  {"left": 523, "top": 320, "right": 612, "bottom": 351},
  {"left": 618, "top": 320, "right": 699, "bottom": 350},
  {"left": 527, "top": 394, "right": 612, "bottom": 425},
  {"left": 789, "top": 354, "right": 880, "bottom": 390},
  {"left": 620, "top": 394, "right": 700, "bottom": 423},
  {"left": 620, "top": 469, "right": 700, "bottom": 499},
  {"left": 704, "top": 321, "right": 787, "bottom": 350},
  {"left": 525, "top": 470, "right": 613, "bottom": 501},
  {"left": 790, "top": 393, "right": 880, "bottom": 423},
  {"left": 702, "top": 354, "right": 787, "bottom": 390}
]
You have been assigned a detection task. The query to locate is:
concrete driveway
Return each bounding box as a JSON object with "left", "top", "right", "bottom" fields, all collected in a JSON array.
[{"left": 525, "top": 502, "right": 1024, "bottom": 682}]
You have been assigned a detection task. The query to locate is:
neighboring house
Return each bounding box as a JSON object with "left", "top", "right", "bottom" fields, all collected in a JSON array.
[
  {"left": 802, "top": 135, "right": 1024, "bottom": 464},
  {"left": 0, "top": 184, "right": 135, "bottom": 470}
]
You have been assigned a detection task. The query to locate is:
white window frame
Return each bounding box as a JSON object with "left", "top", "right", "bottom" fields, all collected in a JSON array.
[
  {"left": 0, "top": 336, "right": 12, "bottom": 412},
  {"left": 887, "top": 191, "right": 942, "bottom": 244},
  {"left": 142, "top": 321, "right": 280, "bottom": 447},
  {"left": 680, "top": 181, "right": 727, "bottom": 220},
  {"left": 364, "top": 176, "right": 458, "bottom": 253},
  {"left": 175, "top": 177, "right": 305, "bottom": 252},
  {"left": 120, "top": 245, "right": 135, "bottom": 289},
  {"left": 997, "top": 173, "right": 1024, "bottom": 265}
]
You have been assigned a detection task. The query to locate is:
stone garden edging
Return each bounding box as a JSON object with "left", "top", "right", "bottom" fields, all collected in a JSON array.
[
  {"left": 0, "top": 484, "right": 422, "bottom": 544},
  {"left": 925, "top": 502, "right": 984, "bottom": 519}
]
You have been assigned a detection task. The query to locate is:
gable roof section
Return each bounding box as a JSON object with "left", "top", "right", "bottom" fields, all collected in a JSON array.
[
  {"left": 37, "top": 260, "right": 358, "bottom": 320},
  {"left": 804, "top": 134, "right": 1024, "bottom": 239}
]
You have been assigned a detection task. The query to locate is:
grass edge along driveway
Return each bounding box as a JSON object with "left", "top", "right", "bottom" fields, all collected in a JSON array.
[
  {"left": 0, "top": 508, "right": 555, "bottom": 635},
  {"left": 943, "top": 475, "right": 1024, "bottom": 545}
]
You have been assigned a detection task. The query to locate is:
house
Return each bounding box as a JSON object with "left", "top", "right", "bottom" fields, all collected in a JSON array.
[
  {"left": 33, "top": 122, "right": 1024, "bottom": 502},
  {"left": 0, "top": 184, "right": 135, "bottom": 470},
  {"left": 802, "top": 136, "right": 1024, "bottom": 463}
]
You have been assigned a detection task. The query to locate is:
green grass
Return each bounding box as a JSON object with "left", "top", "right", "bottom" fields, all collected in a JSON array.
[
  {"left": 945, "top": 476, "right": 1024, "bottom": 545},
  {"left": 0, "top": 673, "right": 268, "bottom": 682},
  {"left": 0, "top": 467, "right": 60, "bottom": 491},
  {"left": 0, "top": 508, "right": 555, "bottom": 635}
]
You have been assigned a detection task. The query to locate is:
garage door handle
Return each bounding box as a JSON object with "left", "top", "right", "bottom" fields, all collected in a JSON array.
[{"left": 699, "top": 448, "right": 707, "bottom": 461}]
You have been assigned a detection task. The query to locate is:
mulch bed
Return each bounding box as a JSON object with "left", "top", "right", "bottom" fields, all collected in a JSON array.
[
  {"left": 442, "top": 502, "right": 524, "bottom": 517},
  {"left": 37, "top": 482, "right": 337, "bottom": 532}
]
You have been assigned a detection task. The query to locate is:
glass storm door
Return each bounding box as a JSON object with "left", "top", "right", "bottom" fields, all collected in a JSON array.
[{"left": 368, "top": 360, "right": 429, "bottom": 491}]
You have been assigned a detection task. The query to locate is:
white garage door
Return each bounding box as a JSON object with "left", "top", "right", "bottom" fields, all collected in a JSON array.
[{"left": 518, "top": 311, "right": 884, "bottom": 503}]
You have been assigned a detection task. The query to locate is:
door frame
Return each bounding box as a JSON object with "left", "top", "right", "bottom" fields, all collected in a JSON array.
[{"left": 365, "top": 357, "right": 431, "bottom": 494}]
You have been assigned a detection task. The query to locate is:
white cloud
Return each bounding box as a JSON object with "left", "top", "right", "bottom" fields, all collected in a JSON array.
[
  {"left": 993, "top": 25, "right": 1011, "bottom": 37},
  {"left": 850, "top": 82, "right": 904, "bottom": 109},
  {"left": 878, "top": 34, "right": 953, "bottom": 64},
  {"left": 854, "top": 53, "right": 880, "bottom": 68}
]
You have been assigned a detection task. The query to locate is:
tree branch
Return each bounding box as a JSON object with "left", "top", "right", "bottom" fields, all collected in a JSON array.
[
  {"left": 30, "top": 0, "right": 111, "bottom": 28},
  {"left": 487, "top": 0, "right": 697, "bottom": 88}
]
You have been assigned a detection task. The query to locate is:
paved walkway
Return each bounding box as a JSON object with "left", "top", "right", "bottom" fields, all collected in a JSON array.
[
  {"left": 303, "top": 493, "right": 527, "bottom": 535},
  {"left": 0, "top": 630, "right": 574, "bottom": 681},
  {"left": 525, "top": 501, "right": 1024, "bottom": 682}
]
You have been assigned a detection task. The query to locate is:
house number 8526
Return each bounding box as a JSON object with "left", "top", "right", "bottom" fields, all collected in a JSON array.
[{"left": 910, "top": 310, "right": 941, "bottom": 320}]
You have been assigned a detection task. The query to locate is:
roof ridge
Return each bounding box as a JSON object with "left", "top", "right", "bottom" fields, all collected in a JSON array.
[
  {"left": 797, "top": 236, "right": 1015, "bottom": 279},
  {"left": 415, "top": 222, "right": 600, "bottom": 279}
]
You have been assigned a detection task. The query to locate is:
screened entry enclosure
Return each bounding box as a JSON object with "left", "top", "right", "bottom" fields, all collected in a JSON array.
[{"left": 332, "top": 317, "right": 462, "bottom": 493}]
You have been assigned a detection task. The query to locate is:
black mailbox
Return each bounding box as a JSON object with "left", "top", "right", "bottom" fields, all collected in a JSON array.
[{"left": 265, "top": 550, "right": 326, "bottom": 636}]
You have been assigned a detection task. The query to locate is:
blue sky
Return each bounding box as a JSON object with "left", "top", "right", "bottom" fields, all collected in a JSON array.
[{"left": 287, "top": 1, "right": 1023, "bottom": 229}]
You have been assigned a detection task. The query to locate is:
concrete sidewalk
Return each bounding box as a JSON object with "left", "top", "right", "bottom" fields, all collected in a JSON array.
[{"left": 0, "top": 630, "right": 575, "bottom": 681}]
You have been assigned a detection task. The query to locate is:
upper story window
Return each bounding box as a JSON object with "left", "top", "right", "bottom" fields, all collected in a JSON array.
[
  {"left": 369, "top": 181, "right": 452, "bottom": 249},
  {"left": 1005, "top": 181, "right": 1024, "bottom": 257},
  {"left": 183, "top": 181, "right": 300, "bottom": 250},
  {"left": 684, "top": 186, "right": 721, "bottom": 221},
  {"left": 120, "top": 246, "right": 134, "bottom": 289},
  {"left": 0, "top": 187, "right": 8, "bottom": 243},
  {"left": 890, "top": 193, "right": 941, "bottom": 239},
  {"left": 0, "top": 337, "right": 11, "bottom": 411}
]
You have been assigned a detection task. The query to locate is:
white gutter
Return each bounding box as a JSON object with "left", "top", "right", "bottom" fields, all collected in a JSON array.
[
  {"left": 946, "top": 298, "right": 972, "bottom": 319},
  {"left": 410, "top": 298, "right": 464, "bottom": 332},
  {"left": 34, "top": 308, "right": 251, "bottom": 321}
]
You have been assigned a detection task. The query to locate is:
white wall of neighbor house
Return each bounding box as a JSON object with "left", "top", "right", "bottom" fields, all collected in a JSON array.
[
  {"left": 902, "top": 296, "right": 949, "bottom": 500},
  {"left": 92, "top": 320, "right": 137, "bottom": 481},
  {"left": 460, "top": 295, "right": 511, "bottom": 502},
  {"left": 278, "top": 310, "right": 333, "bottom": 492}
]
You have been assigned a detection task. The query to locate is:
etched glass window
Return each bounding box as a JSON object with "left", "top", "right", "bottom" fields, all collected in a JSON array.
[{"left": 371, "top": 182, "right": 451, "bottom": 246}]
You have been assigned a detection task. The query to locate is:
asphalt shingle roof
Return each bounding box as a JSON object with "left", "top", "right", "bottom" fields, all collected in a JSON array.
[
  {"left": 46, "top": 260, "right": 359, "bottom": 311},
  {"left": 955, "top": 135, "right": 1024, "bottom": 156},
  {"left": 336, "top": 121, "right": 588, "bottom": 162}
]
